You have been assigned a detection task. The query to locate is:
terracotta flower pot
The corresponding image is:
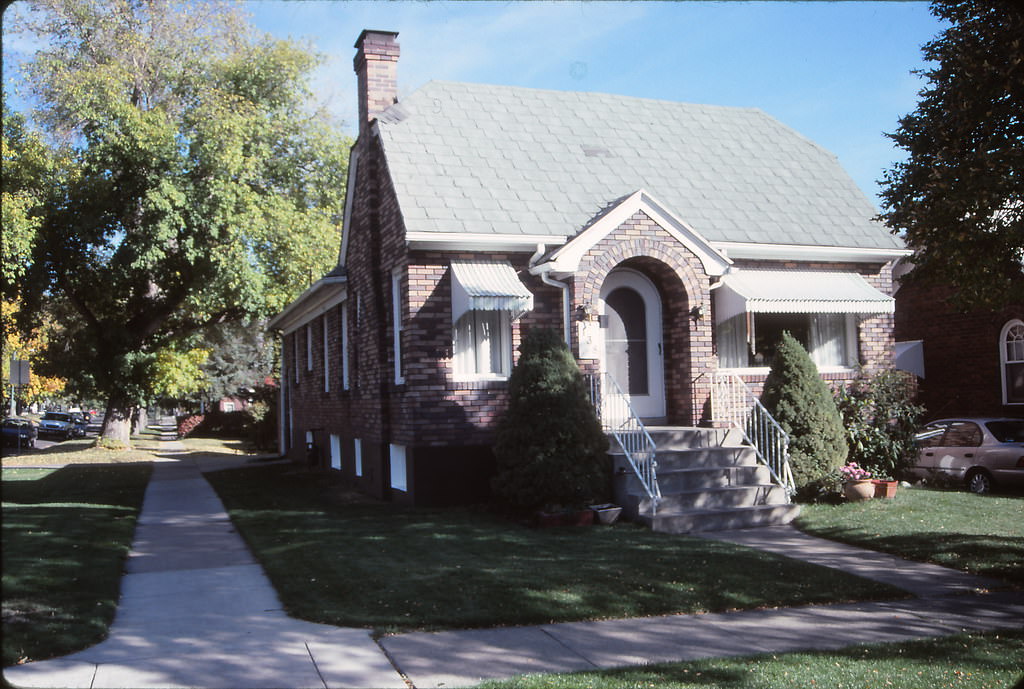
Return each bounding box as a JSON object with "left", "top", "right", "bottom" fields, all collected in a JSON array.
[
  {"left": 872, "top": 479, "right": 898, "bottom": 499},
  {"left": 843, "top": 479, "right": 875, "bottom": 501}
]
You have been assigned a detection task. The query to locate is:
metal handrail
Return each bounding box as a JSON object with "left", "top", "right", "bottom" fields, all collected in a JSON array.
[
  {"left": 588, "top": 373, "right": 661, "bottom": 513},
  {"left": 711, "top": 372, "right": 795, "bottom": 496}
]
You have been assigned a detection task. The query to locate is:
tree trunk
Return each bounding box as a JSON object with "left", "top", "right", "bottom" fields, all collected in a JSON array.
[
  {"left": 132, "top": 407, "right": 148, "bottom": 436},
  {"left": 101, "top": 404, "right": 133, "bottom": 447}
]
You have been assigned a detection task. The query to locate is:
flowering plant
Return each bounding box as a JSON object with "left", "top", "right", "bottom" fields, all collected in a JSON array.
[{"left": 839, "top": 462, "right": 872, "bottom": 481}]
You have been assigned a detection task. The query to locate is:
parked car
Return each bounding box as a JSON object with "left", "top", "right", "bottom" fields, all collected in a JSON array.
[
  {"left": 69, "top": 412, "right": 90, "bottom": 437},
  {"left": 909, "top": 418, "right": 1024, "bottom": 494},
  {"left": 2, "top": 417, "right": 38, "bottom": 448},
  {"left": 37, "top": 411, "right": 77, "bottom": 440}
]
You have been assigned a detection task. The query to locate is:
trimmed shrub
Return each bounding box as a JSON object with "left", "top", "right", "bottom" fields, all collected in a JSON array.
[
  {"left": 492, "top": 328, "right": 610, "bottom": 512},
  {"left": 761, "top": 332, "right": 848, "bottom": 499},
  {"left": 177, "top": 414, "right": 204, "bottom": 438},
  {"left": 835, "top": 368, "right": 925, "bottom": 480}
]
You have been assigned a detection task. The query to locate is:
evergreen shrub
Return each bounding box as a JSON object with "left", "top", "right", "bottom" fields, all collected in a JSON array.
[
  {"left": 492, "top": 328, "right": 610, "bottom": 512},
  {"left": 761, "top": 332, "right": 848, "bottom": 499}
]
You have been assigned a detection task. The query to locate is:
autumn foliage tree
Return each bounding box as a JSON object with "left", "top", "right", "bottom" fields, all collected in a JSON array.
[
  {"left": 879, "top": 0, "right": 1024, "bottom": 308},
  {"left": 6, "top": 0, "right": 350, "bottom": 443}
]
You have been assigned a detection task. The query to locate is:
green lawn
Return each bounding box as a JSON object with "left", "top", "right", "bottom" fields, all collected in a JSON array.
[
  {"left": 204, "top": 464, "right": 907, "bottom": 634},
  {"left": 796, "top": 486, "right": 1024, "bottom": 585},
  {"left": 478, "top": 629, "right": 1024, "bottom": 689},
  {"left": 1, "top": 463, "right": 152, "bottom": 667}
]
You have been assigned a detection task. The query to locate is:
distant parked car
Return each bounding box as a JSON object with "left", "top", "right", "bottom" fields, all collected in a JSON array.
[
  {"left": 2, "top": 417, "right": 37, "bottom": 448},
  {"left": 37, "top": 411, "right": 76, "bottom": 440},
  {"left": 909, "top": 418, "right": 1024, "bottom": 494},
  {"left": 69, "top": 412, "right": 90, "bottom": 437}
]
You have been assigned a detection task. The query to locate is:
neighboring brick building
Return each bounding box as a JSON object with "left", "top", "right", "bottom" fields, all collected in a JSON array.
[
  {"left": 894, "top": 269, "right": 1023, "bottom": 420},
  {"left": 269, "top": 30, "right": 909, "bottom": 506}
]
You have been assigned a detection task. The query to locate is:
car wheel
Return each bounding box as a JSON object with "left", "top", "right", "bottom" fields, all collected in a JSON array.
[{"left": 966, "top": 469, "right": 993, "bottom": 495}]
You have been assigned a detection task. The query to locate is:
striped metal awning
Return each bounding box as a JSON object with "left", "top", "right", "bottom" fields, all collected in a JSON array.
[
  {"left": 450, "top": 261, "right": 534, "bottom": 322},
  {"left": 717, "top": 270, "right": 894, "bottom": 320}
]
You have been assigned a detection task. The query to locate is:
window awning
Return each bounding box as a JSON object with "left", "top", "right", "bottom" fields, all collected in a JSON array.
[
  {"left": 716, "top": 270, "right": 894, "bottom": 322},
  {"left": 450, "top": 261, "right": 534, "bottom": 323}
]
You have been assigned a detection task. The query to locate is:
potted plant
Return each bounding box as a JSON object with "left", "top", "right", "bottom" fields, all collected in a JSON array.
[
  {"left": 839, "top": 462, "right": 875, "bottom": 501},
  {"left": 871, "top": 474, "right": 899, "bottom": 498},
  {"left": 589, "top": 503, "right": 623, "bottom": 525},
  {"left": 835, "top": 369, "right": 924, "bottom": 491}
]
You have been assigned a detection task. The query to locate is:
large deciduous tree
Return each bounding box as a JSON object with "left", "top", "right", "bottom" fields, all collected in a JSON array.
[
  {"left": 8, "top": 0, "right": 350, "bottom": 442},
  {"left": 879, "top": 0, "right": 1024, "bottom": 308}
]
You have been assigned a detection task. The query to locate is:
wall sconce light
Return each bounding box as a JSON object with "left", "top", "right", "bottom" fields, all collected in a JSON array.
[
  {"left": 576, "top": 302, "right": 596, "bottom": 321},
  {"left": 690, "top": 304, "right": 705, "bottom": 321}
]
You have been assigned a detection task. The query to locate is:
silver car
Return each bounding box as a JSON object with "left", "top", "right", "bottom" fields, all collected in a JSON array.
[
  {"left": 37, "top": 411, "right": 76, "bottom": 440},
  {"left": 910, "top": 418, "right": 1024, "bottom": 494}
]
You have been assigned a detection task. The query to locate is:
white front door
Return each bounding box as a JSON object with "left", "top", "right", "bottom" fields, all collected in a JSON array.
[{"left": 600, "top": 269, "right": 665, "bottom": 420}]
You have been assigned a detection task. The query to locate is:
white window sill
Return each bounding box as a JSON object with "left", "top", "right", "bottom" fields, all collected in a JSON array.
[
  {"left": 718, "top": 366, "right": 858, "bottom": 376},
  {"left": 452, "top": 374, "right": 509, "bottom": 383}
]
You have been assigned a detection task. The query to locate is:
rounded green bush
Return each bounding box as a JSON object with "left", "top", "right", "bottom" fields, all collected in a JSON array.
[{"left": 492, "top": 328, "right": 610, "bottom": 512}]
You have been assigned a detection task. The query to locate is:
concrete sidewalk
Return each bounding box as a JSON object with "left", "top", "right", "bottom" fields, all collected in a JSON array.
[
  {"left": 5, "top": 444, "right": 1022, "bottom": 689},
  {"left": 4, "top": 450, "right": 406, "bottom": 689}
]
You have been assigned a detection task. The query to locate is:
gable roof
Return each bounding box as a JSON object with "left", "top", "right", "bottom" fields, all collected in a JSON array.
[
  {"left": 376, "top": 81, "right": 906, "bottom": 256},
  {"left": 536, "top": 189, "right": 732, "bottom": 278}
]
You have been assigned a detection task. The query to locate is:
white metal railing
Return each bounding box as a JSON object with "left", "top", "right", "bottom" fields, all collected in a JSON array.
[
  {"left": 711, "top": 372, "right": 795, "bottom": 496},
  {"left": 588, "top": 373, "right": 661, "bottom": 513}
]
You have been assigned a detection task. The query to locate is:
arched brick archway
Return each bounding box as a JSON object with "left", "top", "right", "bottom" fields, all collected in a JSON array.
[{"left": 572, "top": 211, "right": 715, "bottom": 425}]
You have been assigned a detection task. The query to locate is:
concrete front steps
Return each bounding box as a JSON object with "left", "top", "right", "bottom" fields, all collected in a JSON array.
[{"left": 611, "top": 426, "right": 800, "bottom": 534}]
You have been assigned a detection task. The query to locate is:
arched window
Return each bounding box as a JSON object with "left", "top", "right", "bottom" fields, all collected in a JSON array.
[{"left": 1001, "top": 319, "right": 1024, "bottom": 405}]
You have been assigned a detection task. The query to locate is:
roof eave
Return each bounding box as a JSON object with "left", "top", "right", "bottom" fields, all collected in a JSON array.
[
  {"left": 407, "top": 231, "right": 569, "bottom": 252},
  {"left": 714, "top": 241, "right": 912, "bottom": 263},
  {"left": 268, "top": 275, "right": 348, "bottom": 334}
]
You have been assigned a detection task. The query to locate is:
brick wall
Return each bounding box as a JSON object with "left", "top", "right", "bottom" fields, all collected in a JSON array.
[{"left": 895, "top": 278, "right": 1023, "bottom": 419}]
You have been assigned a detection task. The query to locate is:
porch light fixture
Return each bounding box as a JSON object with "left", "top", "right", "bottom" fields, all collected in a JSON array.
[
  {"left": 690, "top": 304, "right": 705, "bottom": 321},
  {"left": 576, "top": 302, "right": 596, "bottom": 321}
]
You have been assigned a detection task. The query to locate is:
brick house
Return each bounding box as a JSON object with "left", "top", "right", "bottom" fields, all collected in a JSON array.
[
  {"left": 269, "top": 30, "right": 910, "bottom": 508},
  {"left": 894, "top": 267, "right": 1023, "bottom": 420}
]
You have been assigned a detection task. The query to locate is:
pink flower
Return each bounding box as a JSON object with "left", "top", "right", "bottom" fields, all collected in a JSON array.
[{"left": 840, "top": 462, "right": 871, "bottom": 481}]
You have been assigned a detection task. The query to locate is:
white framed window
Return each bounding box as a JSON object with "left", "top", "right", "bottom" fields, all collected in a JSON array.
[
  {"left": 717, "top": 312, "right": 857, "bottom": 370},
  {"left": 389, "top": 443, "right": 407, "bottom": 492},
  {"left": 322, "top": 314, "right": 330, "bottom": 393},
  {"left": 1001, "top": 319, "right": 1024, "bottom": 405},
  {"left": 354, "top": 438, "right": 363, "bottom": 477},
  {"left": 453, "top": 310, "right": 512, "bottom": 379},
  {"left": 306, "top": 323, "right": 313, "bottom": 371},
  {"left": 392, "top": 268, "right": 404, "bottom": 384},
  {"left": 329, "top": 434, "right": 342, "bottom": 470},
  {"left": 293, "top": 331, "right": 300, "bottom": 380},
  {"left": 340, "top": 301, "right": 349, "bottom": 391}
]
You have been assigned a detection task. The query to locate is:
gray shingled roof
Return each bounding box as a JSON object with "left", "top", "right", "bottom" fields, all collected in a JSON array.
[{"left": 377, "top": 81, "right": 904, "bottom": 251}]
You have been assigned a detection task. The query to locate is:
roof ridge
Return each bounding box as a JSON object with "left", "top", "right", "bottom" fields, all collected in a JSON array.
[{"left": 408, "top": 79, "right": 763, "bottom": 114}]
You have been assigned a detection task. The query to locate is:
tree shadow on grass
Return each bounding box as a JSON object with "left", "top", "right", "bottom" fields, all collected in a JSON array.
[
  {"left": 2, "top": 463, "right": 152, "bottom": 508},
  {"left": 205, "top": 464, "right": 910, "bottom": 633},
  {"left": 800, "top": 525, "right": 1024, "bottom": 586}
]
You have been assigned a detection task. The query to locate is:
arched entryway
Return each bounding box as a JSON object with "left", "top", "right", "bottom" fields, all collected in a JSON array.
[{"left": 599, "top": 268, "right": 666, "bottom": 420}]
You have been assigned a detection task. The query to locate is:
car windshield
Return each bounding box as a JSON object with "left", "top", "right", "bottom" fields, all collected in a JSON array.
[
  {"left": 43, "top": 412, "right": 71, "bottom": 422},
  {"left": 985, "top": 420, "right": 1024, "bottom": 443}
]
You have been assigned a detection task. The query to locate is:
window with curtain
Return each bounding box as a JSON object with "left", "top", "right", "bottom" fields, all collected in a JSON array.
[
  {"left": 1002, "top": 320, "right": 1024, "bottom": 405},
  {"left": 453, "top": 310, "right": 510, "bottom": 379},
  {"left": 718, "top": 313, "right": 855, "bottom": 369}
]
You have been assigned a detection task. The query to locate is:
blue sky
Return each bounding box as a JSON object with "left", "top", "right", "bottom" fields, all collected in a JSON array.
[
  {"left": 243, "top": 0, "right": 945, "bottom": 205},
  {"left": 3, "top": 1, "right": 947, "bottom": 205}
]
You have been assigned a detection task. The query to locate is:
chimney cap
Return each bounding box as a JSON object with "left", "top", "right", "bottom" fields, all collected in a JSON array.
[{"left": 354, "top": 29, "right": 399, "bottom": 49}]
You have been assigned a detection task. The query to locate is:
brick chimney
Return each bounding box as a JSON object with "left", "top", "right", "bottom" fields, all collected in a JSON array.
[{"left": 353, "top": 30, "right": 400, "bottom": 140}]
